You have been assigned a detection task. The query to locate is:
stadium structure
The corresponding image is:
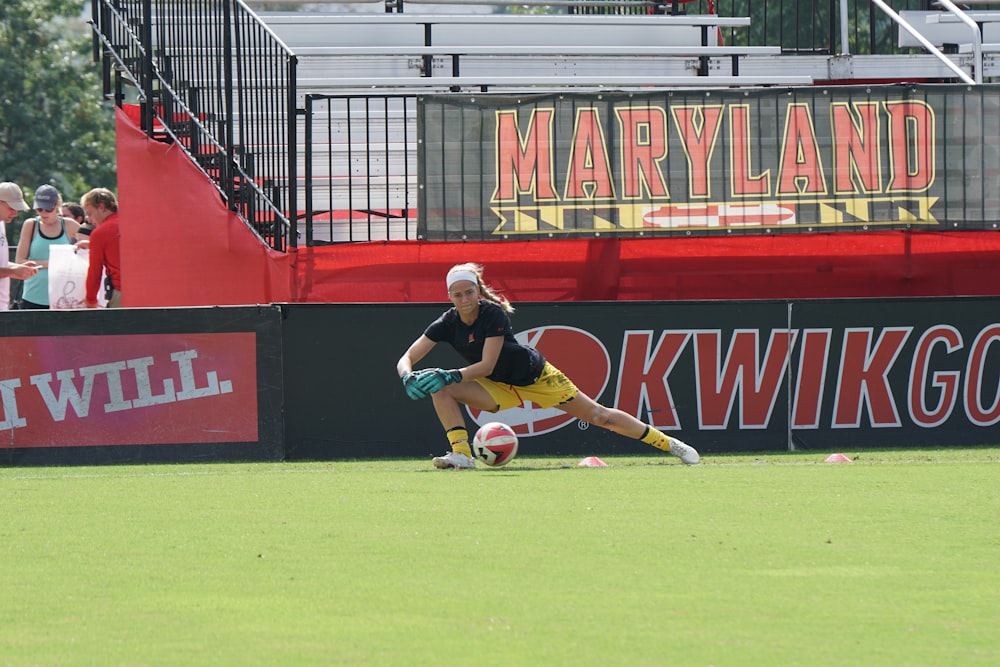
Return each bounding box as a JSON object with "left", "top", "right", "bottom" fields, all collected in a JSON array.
[
  {"left": 7, "top": 0, "right": 1000, "bottom": 464},
  {"left": 89, "top": 0, "right": 1000, "bottom": 307}
]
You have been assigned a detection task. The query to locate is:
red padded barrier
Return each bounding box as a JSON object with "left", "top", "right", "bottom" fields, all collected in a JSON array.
[
  {"left": 291, "top": 231, "right": 1000, "bottom": 303},
  {"left": 116, "top": 107, "right": 293, "bottom": 307}
]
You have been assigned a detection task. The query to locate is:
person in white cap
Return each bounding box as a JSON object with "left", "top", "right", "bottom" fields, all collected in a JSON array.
[
  {"left": 0, "top": 182, "right": 41, "bottom": 310},
  {"left": 396, "top": 262, "right": 701, "bottom": 469}
]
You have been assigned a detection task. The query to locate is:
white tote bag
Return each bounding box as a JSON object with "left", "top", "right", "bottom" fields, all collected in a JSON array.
[{"left": 48, "top": 245, "right": 107, "bottom": 309}]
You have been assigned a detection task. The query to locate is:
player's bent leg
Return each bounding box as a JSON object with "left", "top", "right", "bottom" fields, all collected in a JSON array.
[
  {"left": 429, "top": 383, "right": 498, "bottom": 470},
  {"left": 433, "top": 382, "right": 500, "bottom": 412}
]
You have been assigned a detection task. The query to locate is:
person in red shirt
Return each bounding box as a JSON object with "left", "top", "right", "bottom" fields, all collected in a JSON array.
[{"left": 79, "top": 188, "right": 122, "bottom": 308}]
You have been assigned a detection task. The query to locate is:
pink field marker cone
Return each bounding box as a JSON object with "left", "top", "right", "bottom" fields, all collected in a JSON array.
[
  {"left": 578, "top": 456, "right": 608, "bottom": 467},
  {"left": 824, "top": 453, "right": 853, "bottom": 463}
]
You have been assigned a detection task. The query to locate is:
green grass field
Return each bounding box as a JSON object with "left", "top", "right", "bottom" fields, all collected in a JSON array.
[{"left": 1, "top": 448, "right": 997, "bottom": 666}]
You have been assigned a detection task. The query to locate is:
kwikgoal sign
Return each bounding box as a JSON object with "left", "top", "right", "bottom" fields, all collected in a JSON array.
[
  {"left": 419, "top": 85, "right": 1000, "bottom": 240},
  {"left": 282, "top": 298, "right": 1000, "bottom": 458}
]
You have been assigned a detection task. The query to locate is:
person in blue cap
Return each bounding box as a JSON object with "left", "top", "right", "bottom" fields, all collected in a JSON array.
[{"left": 15, "top": 185, "right": 81, "bottom": 309}]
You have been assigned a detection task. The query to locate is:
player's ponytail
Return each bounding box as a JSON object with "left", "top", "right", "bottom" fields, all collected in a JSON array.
[{"left": 446, "top": 262, "right": 514, "bottom": 314}]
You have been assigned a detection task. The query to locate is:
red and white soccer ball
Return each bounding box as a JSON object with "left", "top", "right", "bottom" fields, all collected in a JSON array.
[{"left": 471, "top": 422, "right": 519, "bottom": 467}]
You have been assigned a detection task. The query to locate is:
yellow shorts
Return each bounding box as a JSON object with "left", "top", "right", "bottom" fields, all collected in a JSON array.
[{"left": 476, "top": 362, "right": 579, "bottom": 411}]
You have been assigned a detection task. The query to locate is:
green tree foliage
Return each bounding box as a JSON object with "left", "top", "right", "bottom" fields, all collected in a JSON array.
[{"left": 0, "top": 0, "right": 116, "bottom": 216}]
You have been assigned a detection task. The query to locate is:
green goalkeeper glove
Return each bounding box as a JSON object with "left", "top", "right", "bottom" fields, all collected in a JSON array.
[
  {"left": 415, "top": 368, "right": 463, "bottom": 395},
  {"left": 401, "top": 370, "right": 430, "bottom": 400}
]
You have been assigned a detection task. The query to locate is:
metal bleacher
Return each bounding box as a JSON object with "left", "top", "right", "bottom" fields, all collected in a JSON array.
[
  {"left": 260, "top": 6, "right": 812, "bottom": 243},
  {"left": 262, "top": 1, "right": 1000, "bottom": 91},
  {"left": 266, "top": 12, "right": 810, "bottom": 96}
]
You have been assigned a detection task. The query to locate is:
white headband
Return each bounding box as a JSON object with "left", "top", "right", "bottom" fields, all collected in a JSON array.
[{"left": 446, "top": 270, "right": 479, "bottom": 289}]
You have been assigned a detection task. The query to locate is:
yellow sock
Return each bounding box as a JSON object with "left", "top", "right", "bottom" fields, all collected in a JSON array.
[
  {"left": 639, "top": 425, "right": 672, "bottom": 452},
  {"left": 446, "top": 427, "right": 472, "bottom": 457}
]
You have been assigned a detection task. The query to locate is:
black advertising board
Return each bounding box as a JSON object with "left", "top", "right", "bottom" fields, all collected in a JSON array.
[
  {"left": 281, "top": 297, "right": 1000, "bottom": 459},
  {"left": 785, "top": 297, "right": 1000, "bottom": 450},
  {"left": 2, "top": 297, "right": 995, "bottom": 465}
]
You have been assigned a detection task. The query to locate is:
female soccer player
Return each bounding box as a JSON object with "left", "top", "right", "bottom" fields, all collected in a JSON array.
[{"left": 396, "top": 262, "right": 700, "bottom": 469}]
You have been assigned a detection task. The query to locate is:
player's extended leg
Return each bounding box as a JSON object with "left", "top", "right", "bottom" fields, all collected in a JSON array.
[
  {"left": 558, "top": 391, "right": 700, "bottom": 465},
  {"left": 429, "top": 382, "right": 500, "bottom": 470}
]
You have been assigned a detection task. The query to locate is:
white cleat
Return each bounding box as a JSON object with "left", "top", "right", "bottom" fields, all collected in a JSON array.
[
  {"left": 432, "top": 451, "right": 476, "bottom": 470},
  {"left": 668, "top": 437, "right": 700, "bottom": 465}
]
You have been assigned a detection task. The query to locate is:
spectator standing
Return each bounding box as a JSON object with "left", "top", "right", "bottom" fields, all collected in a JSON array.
[
  {"left": 80, "top": 188, "right": 122, "bottom": 308},
  {"left": 15, "top": 185, "right": 81, "bottom": 309},
  {"left": 0, "top": 182, "right": 40, "bottom": 310},
  {"left": 61, "top": 202, "right": 91, "bottom": 234}
]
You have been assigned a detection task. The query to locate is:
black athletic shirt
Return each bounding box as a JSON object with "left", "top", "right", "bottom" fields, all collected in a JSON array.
[{"left": 424, "top": 300, "right": 546, "bottom": 386}]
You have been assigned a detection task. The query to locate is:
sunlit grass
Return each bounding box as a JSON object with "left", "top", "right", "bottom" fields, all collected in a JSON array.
[{"left": 1, "top": 448, "right": 997, "bottom": 666}]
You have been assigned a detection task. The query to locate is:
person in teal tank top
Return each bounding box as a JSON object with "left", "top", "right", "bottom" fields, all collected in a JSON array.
[{"left": 14, "top": 185, "right": 81, "bottom": 309}]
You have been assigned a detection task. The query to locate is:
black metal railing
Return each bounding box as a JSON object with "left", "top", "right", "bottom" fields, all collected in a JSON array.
[
  {"left": 91, "top": 0, "right": 296, "bottom": 250},
  {"left": 303, "top": 94, "right": 419, "bottom": 244}
]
